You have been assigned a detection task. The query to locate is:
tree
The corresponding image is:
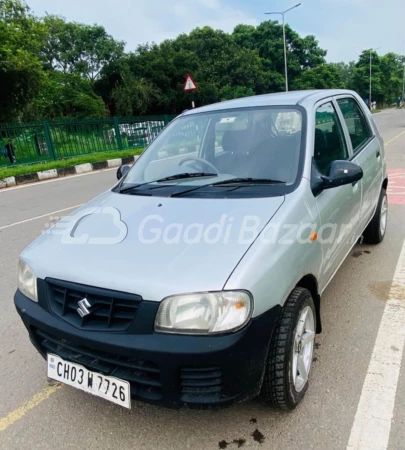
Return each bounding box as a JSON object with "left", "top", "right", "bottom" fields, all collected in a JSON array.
[
  {"left": 380, "top": 53, "right": 405, "bottom": 104},
  {"left": 351, "top": 50, "right": 383, "bottom": 102},
  {"left": 1, "top": 6, "right": 404, "bottom": 122},
  {"left": 329, "top": 61, "right": 356, "bottom": 89},
  {"left": 41, "top": 15, "right": 125, "bottom": 82},
  {"left": 292, "top": 64, "right": 344, "bottom": 90},
  {"left": 221, "top": 86, "right": 255, "bottom": 101},
  {"left": 233, "top": 21, "right": 327, "bottom": 87},
  {"left": 99, "top": 25, "right": 291, "bottom": 114},
  {"left": 24, "top": 71, "right": 105, "bottom": 120},
  {"left": 0, "top": 0, "right": 46, "bottom": 121},
  {"left": 112, "top": 72, "right": 159, "bottom": 116}
]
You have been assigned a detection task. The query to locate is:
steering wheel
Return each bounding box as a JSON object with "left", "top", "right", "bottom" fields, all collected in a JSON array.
[{"left": 179, "top": 157, "right": 219, "bottom": 174}]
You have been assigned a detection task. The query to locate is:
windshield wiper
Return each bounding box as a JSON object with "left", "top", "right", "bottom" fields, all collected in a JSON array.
[
  {"left": 118, "top": 172, "right": 218, "bottom": 194},
  {"left": 155, "top": 173, "right": 218, "bottom": 183},
  {"left": 209, "top": 177, "right": 286, "bottom": 186},
  {"left": 170, "top": 177, "right": 286, "bottom": 197}
]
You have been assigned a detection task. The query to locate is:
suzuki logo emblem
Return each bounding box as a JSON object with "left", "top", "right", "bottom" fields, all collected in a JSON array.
[{"left": 77, "top": 298, "right": 92, "bottom": 318}]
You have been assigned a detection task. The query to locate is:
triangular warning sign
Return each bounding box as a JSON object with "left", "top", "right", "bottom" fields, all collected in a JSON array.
[{"left": 184, "top": 74, "right": 198, "bottom": 92}]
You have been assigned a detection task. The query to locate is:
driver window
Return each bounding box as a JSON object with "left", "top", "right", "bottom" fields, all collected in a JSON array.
[{"left": 314, "top": 102, "right": 348, "bottom": 176}]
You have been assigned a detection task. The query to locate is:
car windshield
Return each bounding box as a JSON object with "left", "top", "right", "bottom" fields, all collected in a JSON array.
[{"left": 119, "top": 106, "right": 304, "bottom": 197}]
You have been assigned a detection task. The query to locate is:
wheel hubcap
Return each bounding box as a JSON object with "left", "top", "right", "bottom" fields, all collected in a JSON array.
[
  {"left": 380, "top": 195, "right": 388, "bottom": 237},
  {"left": 292, "top": 306, "right": 315, "bottom": 393}
]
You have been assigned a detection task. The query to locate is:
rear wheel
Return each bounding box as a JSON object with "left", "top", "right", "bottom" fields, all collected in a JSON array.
[
  {"left": 261, "top": 288, "right": 316, "bottom": 410},
  {"left": 363, "top": 188, "right": 388, "bottom": 244}
]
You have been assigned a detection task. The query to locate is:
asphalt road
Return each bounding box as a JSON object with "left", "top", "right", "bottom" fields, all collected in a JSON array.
[{"left": 0, "top": 109, "right": 404, "bottom": 450}]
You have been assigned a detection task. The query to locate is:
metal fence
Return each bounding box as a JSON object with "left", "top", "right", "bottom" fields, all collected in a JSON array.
[{"left": 0, "top": 115, "right": 176, "bottom": 167}]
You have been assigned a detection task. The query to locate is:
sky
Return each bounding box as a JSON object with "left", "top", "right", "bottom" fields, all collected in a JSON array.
[{"left": 27, "top": 0, "right": 405, "bottom": 63}]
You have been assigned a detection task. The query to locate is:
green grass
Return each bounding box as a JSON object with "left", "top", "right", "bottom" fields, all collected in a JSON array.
[{"left": 0, "top": 148, "right": 144, "bottom": 180}]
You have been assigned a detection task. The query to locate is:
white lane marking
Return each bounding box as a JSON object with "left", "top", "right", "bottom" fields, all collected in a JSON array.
[
  {"left": 347, "top": 239, "right": 405, "bottom": 450},
  {"left": 0, "top": 204, "right": 83, "bottom": 231},
  {"left": 0, "top": 167, "right": 116, "bottom": 193},
  {"left": 386, "top": 130, "right": 405, "bottom": 146}
]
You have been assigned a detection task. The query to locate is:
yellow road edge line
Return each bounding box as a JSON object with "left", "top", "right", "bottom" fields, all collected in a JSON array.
[
  {"left": 386, "top": 130, "right": 405, "bottom": 146},
  {"left": 0, "top": 384, "right": 62, "bottom": 433}
]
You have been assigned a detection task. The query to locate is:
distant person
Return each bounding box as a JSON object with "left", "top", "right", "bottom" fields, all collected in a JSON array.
[
  {"left": 5, "top": 139, "right": 16, "bottom": 165},
  {"left": 397, "top": 97, "right": 401, "bottom": 108}
]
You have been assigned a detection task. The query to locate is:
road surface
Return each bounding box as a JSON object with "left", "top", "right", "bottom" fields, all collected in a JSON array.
[{"left": 0, "top": 109, "right": 404, "bottom": 450}]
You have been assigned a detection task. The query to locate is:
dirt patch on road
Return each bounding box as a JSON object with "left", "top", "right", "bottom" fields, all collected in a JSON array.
[{"left": 369, "top": 281, "right": 405, "bottom": 301}]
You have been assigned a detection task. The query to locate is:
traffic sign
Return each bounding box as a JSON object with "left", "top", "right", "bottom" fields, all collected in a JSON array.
[{"left": 184, "top": 74, "right": 198, "bottom": 92}]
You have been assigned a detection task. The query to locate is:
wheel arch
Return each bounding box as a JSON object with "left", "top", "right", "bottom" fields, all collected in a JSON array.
[{"left": 296, "top": 274, "right": 322, "bottom": 334}]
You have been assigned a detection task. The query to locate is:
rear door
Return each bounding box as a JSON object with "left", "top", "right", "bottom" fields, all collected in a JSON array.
[{"left": 335, "top": 96, "right": 383, "bottom": 233}]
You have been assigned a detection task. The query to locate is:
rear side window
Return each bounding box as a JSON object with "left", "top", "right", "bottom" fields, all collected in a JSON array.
[
  {"left": 314, "top": 102, "right": 348, "bottom": 176},
  {"left": 337, "top": 98, "right": 372, "bottom": 153}
]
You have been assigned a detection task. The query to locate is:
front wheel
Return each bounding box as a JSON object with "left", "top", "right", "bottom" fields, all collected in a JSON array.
[
  {"left": 363, "top": 188, "right": 388, "bottom": 244},
  {"left": 261, "top": 288, "right": 316, "bottom": 410}
]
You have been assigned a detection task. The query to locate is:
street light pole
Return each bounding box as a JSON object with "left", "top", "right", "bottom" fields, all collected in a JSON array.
[
  {"left": 369, "top": 50, "right": 372, "bottom": 107},
  {"left": 282, "top": 13, "right": 288, "bottom": 92},
  {"left": 366, "top": 47, "right": 381, "bottom": 107},
  {"left": 402, "top": 64, "right": 405, "bottom": 102},
  {"left": 266, "top": 3, "right": 301, "bottom": 92}
]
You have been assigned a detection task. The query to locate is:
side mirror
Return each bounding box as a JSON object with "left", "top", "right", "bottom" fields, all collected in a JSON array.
[
  {"left": 117, "top": 164, "right": 131, "bottom": 180},
  {"left": 311, "top": 160, "right": 363, "bottom": 196}
]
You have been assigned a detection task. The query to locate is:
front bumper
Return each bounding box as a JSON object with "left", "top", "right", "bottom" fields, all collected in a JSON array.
[{"left": 15, "top": 289, "right": 280, "bottom": 409}]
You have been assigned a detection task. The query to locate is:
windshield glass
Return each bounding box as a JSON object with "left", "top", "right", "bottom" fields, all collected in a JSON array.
[{"left": 120, "top": 106, "right": 304, "bottom": 196}]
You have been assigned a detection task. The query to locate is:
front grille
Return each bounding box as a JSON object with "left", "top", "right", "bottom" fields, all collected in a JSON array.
[
  {"left": 180, "top": 367, "right": 222, "bottom": 402},
  {"left": 46, "top": 279, "right": 141, "bottom": 331},
  {"left": 35, "top": 328, "right": 162, "bottom": 401}
]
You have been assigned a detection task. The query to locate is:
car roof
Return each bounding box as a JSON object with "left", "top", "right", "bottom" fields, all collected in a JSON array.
[{"left": 182, "top": 89, "right": 358, "bottom": 116}]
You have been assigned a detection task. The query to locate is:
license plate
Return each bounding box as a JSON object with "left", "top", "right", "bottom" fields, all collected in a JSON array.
[{"left": 47, "top": 354, "right": 131, "bottom": 409}]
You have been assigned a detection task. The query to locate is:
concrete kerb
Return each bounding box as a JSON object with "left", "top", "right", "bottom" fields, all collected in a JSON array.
[{"left": 0, "top": 155, "right": 140, "bottom": 189}]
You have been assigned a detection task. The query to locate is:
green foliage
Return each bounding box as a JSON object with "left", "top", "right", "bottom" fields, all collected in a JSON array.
[
  {"left": 380, "top": 53, "right": 405, "bottom": 104},
  {"left": 112, "top": 72, "right": 159, "bottom": 116},
  {"left": 0, "top": 3, "right": 404, "bottom": 123},
  {"left": 221, "top": 86, "right": 255, "bottom": 101},
  {"left": 292, "top": 64, "right": 344, "bottom": 90},
  {"left": 329, "top": 61, "right": 356, "bottom": 88},
  {"left": 351, "top": 50, "right": 383, "bottom": 102},
  {"left": 98, "top": 23, "right": 326, "bottom": 114},
  {"left": 25, "top": 72, "right": 106, "bottom": 120},
  {"left": 233, "top": 21, "right": 327, "bottom": 80},
  {"left": 0, "top": 0, "right": 46, "bottom": 121},
  {"left": 41, "top": 15, "right": 125, "bottom": 82},
  {"left": 349, "top": 51, "right": 405, "bottom": 104}
]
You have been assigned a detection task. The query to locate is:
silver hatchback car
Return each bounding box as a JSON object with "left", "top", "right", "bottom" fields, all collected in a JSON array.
[{"left": 15, "top": 90, "right": 388, "bottom": 410}]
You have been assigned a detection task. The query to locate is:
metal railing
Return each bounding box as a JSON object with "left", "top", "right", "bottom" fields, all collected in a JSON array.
[{"left": 0, "top": 115, "right": 176, "bottom": 167}]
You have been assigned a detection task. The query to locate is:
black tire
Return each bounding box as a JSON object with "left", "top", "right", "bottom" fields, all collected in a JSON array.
[
  {"left": 363, "top": 188, "right": 388, "bottom": 245},
  {"left": 261, "top": 288, "right": 316, "bottom": 410}
]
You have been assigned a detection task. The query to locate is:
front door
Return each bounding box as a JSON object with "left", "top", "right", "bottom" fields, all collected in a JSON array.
[{"left": 313, "top": 101, "right": 362, "bottom": 291}]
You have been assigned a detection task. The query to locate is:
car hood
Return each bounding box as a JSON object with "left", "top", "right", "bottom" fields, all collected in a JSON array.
[{"left": 22, "top": 191, "right": 284, "bottom": 301}]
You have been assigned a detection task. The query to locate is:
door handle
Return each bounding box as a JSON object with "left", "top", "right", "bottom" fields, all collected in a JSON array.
[{"left": 376, "top": 149, "right": 381, "bottom": 158}]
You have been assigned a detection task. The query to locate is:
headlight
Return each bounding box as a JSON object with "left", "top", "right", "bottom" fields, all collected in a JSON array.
[
  {"left": 155, "top": 291, "right": 253, "bottom": 335},
  {"left": 17, "top": 259, "right": 38, "bottom": 302}
]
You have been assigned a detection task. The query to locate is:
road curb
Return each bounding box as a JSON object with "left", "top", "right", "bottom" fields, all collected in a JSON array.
[{"left": 0, "top": 155, "right": 140, "bottom": 189}]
